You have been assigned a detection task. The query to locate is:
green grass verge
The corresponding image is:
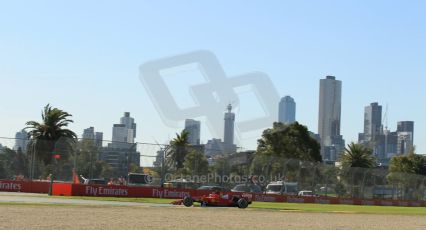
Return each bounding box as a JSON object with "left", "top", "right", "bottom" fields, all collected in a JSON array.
[
  {"left": 49, "top": 196, "right": 426, "bottom": 215},
  {"left": 0, "top": 202, "right": 85, "bottom": 207},
  {"left": 251, "top": 202, "right": 426, "bottom": 215}
]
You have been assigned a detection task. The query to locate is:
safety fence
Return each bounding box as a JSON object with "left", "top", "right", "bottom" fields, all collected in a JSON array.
[
  {"left": 1, "top": 137, "right": 426, "bottom": 203},
  {"left": 0, "top": 137, "right": 162, "bottom": 182}
]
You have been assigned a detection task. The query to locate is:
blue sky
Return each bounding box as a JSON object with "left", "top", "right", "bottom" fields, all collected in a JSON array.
[{"left": 0, "top": 0, "right": 425, "bottom": 158}]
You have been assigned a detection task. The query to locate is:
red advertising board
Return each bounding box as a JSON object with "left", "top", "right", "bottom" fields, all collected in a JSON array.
[
  {"left": 50, "top": 182, "right": 426, "bottom": 207},
  {"left": 0, "top": 180, "right": 50, "bottom": 194},
  {"left": 53, "top": 183, "right": 204, "bottom": 199},
  {"left": 1, "top": 180, "right": 425, "bottom": 208}
]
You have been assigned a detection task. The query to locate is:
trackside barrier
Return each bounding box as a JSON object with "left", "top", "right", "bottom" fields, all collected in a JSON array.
[
  {"left": 1, "top": 180, "right": 424, "bottom": 207},
  {"left": 50, "top": 183, "right": 426, "bottom": 207},
  {"left": 0, "top": 180, "right": 50, "bottom": 193}
]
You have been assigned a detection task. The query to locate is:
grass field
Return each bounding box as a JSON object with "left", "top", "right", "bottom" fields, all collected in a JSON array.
[
  {"left": 51, "top": 196, "right": 426, "bottom": 215},
  {"left": 251, "top": 202, "right": 426, "bottom": 215}
]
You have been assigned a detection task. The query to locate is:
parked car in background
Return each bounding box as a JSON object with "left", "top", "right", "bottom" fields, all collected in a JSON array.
[
  {"left": 231, "top": 184, "right": 262, "bottom": 193},
  {"left": 372, "top": 186, "right": 401, "bottom": 199},
  {"left": 80, "top": 176, "right": 107, "bottom": 185},
  {"left": 265, "top": 181, "right": 298, "bottom": 195},
  {"left": 298, "top": 190, "right": 318, "bottom": 197}
]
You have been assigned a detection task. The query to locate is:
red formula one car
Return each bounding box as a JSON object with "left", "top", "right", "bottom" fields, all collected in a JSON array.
[{"left": 174, "top": 192, "right": 252, "bottom": 209}]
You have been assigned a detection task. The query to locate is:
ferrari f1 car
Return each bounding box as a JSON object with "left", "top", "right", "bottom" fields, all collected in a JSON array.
[{"left": 173, "top": 192, "right": 252, "bottom": 209}]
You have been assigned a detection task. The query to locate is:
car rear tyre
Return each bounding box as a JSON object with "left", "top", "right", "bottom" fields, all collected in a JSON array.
[
  {"left": 237, "top": 198, "right": 249, "bottom": 209},
  {"left": 183, "top": 196, "right": 194, "bottom": 207}
]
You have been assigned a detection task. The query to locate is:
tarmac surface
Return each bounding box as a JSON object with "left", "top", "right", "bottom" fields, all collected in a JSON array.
[{"left": 0, "top": 191, "right": 171, "bottom": 207}]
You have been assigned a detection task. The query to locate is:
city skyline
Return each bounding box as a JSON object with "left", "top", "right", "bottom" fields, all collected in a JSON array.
[
  {"left": 1, "top": 76, "right": 421, "bottom": 156},
  {"left": 0, "top": 1, "right": 425, "bottom": 154},
  {"left": 8, "top": 86, "right": 417, "bottom": 157},
  {"left": 358, "top": 101, "right": 415, "bottom": 164}
]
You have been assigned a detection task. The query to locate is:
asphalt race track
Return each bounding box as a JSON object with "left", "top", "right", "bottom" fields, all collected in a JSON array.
[{"left": 0, "top": 192, "right": 171, "bottom": 207}]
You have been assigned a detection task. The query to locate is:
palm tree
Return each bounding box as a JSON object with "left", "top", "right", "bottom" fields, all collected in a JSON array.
[
  {"left": 25, "top": 104, "right": 77, "bottom": 165},
  {"left": 340, "top": 143, "right": 376, "bottom": 168},
  {"left": 166, "top": 130, "right": 189, "bottom": 169},
  {"left": 340, "top": 143, "right": 376, "bottom": 198}
]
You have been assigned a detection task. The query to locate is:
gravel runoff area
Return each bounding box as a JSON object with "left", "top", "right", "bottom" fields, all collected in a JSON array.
[
  {"left": 1, "top": 192, "right": 426, "bottom": 230},
  {"left": 1, "top": 205, "right": 426, "bottom": 230}
]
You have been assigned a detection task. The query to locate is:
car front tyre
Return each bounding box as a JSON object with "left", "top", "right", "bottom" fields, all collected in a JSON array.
[
  {"left": 183, "top": 196, "right": 194, "bottom": 207},
  {"left": 237, "top": 198, "right": 249, "bottom": 209}
]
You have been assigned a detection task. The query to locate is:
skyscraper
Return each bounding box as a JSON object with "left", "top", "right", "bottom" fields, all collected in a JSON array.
[
  {"left": 363, "top": 102, "right": 382, "bottom": 142},
  {"left": 94, "top": 132, "right": 103, "bottom": 148},
  {"left": 278, "top": 96, "right": 296, "bottom": 124},
  {"left": 185, "top": 119, "right": 201, "bottom": 145},
  {"left": 83, "top": 127, "right": 103, "bottom": 147},
  {"left": 205, "top": 138, "right": 224, "bottom": 157},
  {"left": 112, "top": 124, "right": 134, "bottom": 146},
  {"left": 100, "top": 112, "right": 139, "bottom": 176},
  {"left": 120, "top": 112, "right": 137, "bottom": 139},
  {"left": 224, "top": 104, "right": 235, "bottom": 146},
  {"left": 82, "top": 127, "right": 95, "bottom": 140},
  {"left": 358, "top": 106, "right": 414, "bottom": 163},
  {"left": 111, "top": 112, "right": 137, "bottom": 149},
  {"left": 397, "top": 121, "right": 414, "bottom": 136},
  {"left": 318, "top": 76, "right": 344, "bottom": 161},
  {"left": 397, "top": 121, "right": 414, "bottom": 155},
  {"left": 205, "top": 104, "right": 237, "bottom": 156},
  {"left": 14, "top": 129, "right": 28, "bottom": 152},
  {"left": 358, "top": 102, "right": 388, "bottom": 162}
]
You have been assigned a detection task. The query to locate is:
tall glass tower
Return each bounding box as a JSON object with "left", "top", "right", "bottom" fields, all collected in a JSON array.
[
  {"left": 318, "top": 76, "right": 344, "bottom": 161},
  {"left": 185, "top": 119, "right": 201, "bottom": 145},
  {"left": 278, "top": 96, "right": 296, "bottom": 124},
  {"left": 364, "top": 102, "right": 382, "bottom": 142}
]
